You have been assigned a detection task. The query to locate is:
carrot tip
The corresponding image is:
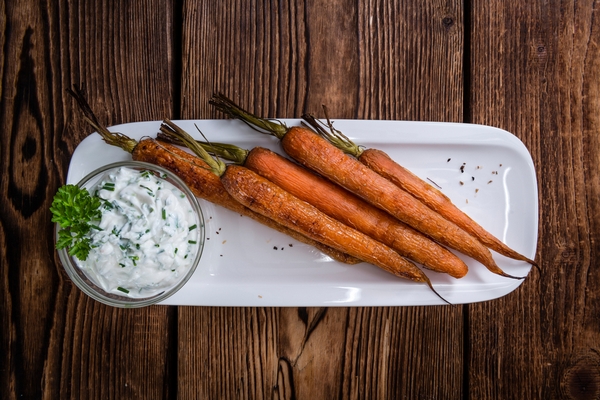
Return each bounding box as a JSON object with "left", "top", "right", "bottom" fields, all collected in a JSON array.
[
  {"left": 426, "top": 282, "right": 452, "bottom": 305},
  {"left": 499, "top": 271, "right": 527, "bottom": 280}
]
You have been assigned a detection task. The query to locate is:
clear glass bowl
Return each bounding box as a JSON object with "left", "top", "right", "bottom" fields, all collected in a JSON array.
[{"left": 55, "top": 161, "right": 205, "bottom": 308}]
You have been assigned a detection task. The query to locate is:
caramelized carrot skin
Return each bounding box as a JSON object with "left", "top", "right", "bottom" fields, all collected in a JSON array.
[
  {"left": 360, "top": 148, "right": 536, "bottom": 265},
  {"left": 132, "top": 138, "right": 360, "bottom": 264},
  {"left": 280, "top": 127, "right": 511, "bottom": 277},
  {"left": 244, "top": 147, "right": 468, "bottom": 278},
  {"left": 221, "top": 165, "right": 430, "bottom": 283}
]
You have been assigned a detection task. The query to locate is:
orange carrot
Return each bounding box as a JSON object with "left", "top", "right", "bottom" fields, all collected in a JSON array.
[
  {"left": 223, "top": 165, "right": 438, "bottom": 283},
  {"left": 245, "top": 147, "right": 469, "bottom": 278},
  {"left": 303, "top": 112, "right": 537, "bottom": 266},
  {"left": 66, "top": 86, "right": 360, "bottom": 265},
  {"left": 161, "top": 132, "right": 469, "bottom": 279},
  {"left": 160, "top": 119, "right": 447, "bottom": 301},
  {"left": 209, "top": 93, "right": 521, "bottom": 279}
]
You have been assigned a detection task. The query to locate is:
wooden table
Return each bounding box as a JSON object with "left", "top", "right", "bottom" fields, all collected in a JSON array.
[{"left": 2, "top": 1, "right": 599, "bottom": 398}]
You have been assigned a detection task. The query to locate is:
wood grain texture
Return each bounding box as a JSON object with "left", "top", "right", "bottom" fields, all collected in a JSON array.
[
  {"left": 178, "top": 1, "right": 464, "bottom": 398},
  {"left": 3, "top": 0, "right": 599, "bottom": 399},
  {"left": 469, "top": 0, "right": 600, "bottom": 398},
  {"left": 0, "top": 1, "right": 176, "bottom": 399},
  {"left": 356, "top": 0, "right": 464, "bottom": 121}
]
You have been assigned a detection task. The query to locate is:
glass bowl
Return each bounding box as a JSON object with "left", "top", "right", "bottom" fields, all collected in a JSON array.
[{"left": 55, "top": 161, "right": 205, "bottom": 308}]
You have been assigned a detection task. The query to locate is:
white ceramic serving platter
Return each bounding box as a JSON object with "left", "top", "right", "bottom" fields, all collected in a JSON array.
[{"left": 67, "top": 119, "right": 538, "bottom": 306}]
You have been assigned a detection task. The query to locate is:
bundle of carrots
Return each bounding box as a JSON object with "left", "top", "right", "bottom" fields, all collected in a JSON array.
[{"left": 207, "top": 93, "right": 537, "bottom": 279}]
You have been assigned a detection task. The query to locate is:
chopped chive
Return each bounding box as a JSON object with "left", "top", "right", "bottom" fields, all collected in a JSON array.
[
  {"left": 188, "top": 240, "right": 197, "bottom": 244},
  {"left": 162, "top": 209, "right": 166, "bottom": 219},
  {"left": 120, "top": 263, "right": 126, "bottom": 268},
  {"left": 117, "top": 286, "right": 130, "bottom": 294},
  {"left": 189, "top": 224, "right": 197, "bottom": 231},
  {"left": 155, "top": 244, "right": 160, "bottom": 247},
  {"left": 140, "top": 184, "right": 153, "bottom": 193},
  {"left": 174, "top": 248, "right": 178, "bottom": 254}
]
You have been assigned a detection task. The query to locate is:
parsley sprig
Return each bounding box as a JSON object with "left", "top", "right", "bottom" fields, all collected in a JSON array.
[{"left": 50, "top": 184, "right": 102, "bottom": 261}]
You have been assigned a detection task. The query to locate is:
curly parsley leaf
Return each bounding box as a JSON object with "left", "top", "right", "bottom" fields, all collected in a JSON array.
[{"left": 50, "top": 184, "right": 102, "bottom": 261}]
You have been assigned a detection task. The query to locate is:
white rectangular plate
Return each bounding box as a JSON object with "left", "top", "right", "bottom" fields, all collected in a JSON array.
[{"left": 67, "top": 119, "right": 538, "bottom": 306}]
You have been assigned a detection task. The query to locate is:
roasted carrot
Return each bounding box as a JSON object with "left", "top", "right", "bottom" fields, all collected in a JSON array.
[
  {"left": 303, "top": 111, "right": 537, "bottom": 266},
  {"left": 66, "top": 85, "right": 360, "bottom": 265},
  {"left": 158, "top": 130, "right": 468, "bottom": 278},
  {"left": 209, "top": 93, "right": 521, "bottom": 279},
  {"left": 160, "top": 120, "right": 448, "bottom": 301}
]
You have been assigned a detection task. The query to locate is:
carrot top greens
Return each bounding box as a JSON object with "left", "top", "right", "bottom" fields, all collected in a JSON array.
[
  {"left": 301, "top": 109, "right": 364, "bottom": 158},
  {"left": 159, "top": 119, "right": 227, "bottom": 177},
  {"left": 209, "top": 93, "right": 289, "bottom": 139},
  {"left": 66, "top": 85, "right": 137, "bottom": 153},
  {"left": 157, "top": 130, "right": 249, "bottom": 165}
]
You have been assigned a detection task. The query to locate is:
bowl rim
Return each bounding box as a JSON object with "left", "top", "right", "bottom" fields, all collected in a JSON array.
[{"left": 55, "top": 160, "right": 205, "bottom": 308}]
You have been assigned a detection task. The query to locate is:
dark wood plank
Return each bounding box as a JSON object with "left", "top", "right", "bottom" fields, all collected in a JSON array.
[
  {"left": 468, "top": 0, "right": 600, "bottom": 398},
  {"left": 178, "top": 1, "right": 465, "bottom": 398},
  {"left": 0, "top": 1, "right": 176, "bottom": 399}
]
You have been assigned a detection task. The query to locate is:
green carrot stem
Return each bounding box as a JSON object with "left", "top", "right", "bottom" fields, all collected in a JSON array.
[
  {"left": 159, "top": 119, "right": 227, "bottom": 177},
  {"left": 301, "top": 107, "right": 364, "bottom": 158},
  {"left": 66, "top": 84, "right": 138, "bottom": 153},
  {"left": 209, "top": 93, "right": 288, "bottom": 139},
  {"left": 156, "top": 131, "right": 249, "bottom": 164}
]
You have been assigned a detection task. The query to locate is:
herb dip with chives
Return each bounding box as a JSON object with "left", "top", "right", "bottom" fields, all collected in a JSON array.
[{"left": 74, "top": 166, "right": 201, "bottom": 298}]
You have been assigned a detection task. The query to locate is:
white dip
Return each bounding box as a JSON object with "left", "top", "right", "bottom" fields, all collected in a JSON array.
[{"left": 75, "top": 167, "right": 201, "bottom": 298}]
